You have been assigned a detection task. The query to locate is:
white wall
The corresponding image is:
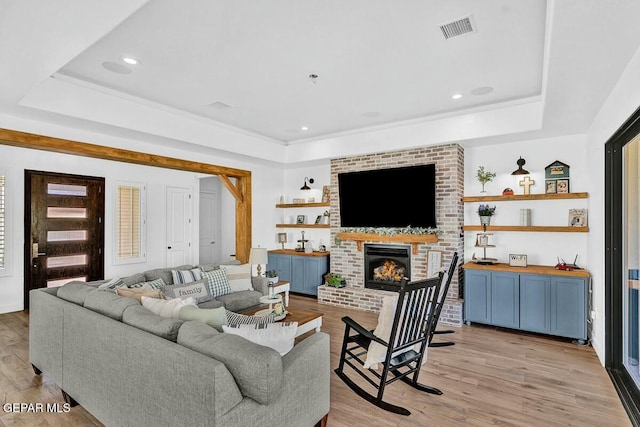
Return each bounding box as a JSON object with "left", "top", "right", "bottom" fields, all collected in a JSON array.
[{"left": 464, "top": 135, "right": 589, "bottom": 266}]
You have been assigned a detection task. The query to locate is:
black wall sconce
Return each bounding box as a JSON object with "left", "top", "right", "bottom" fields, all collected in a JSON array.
[
  {"left": 511, "top": 157, "right": 530, "bottom": 175},
  {"left": 300, "top": 177, "right": 314, "bottom": 190}
]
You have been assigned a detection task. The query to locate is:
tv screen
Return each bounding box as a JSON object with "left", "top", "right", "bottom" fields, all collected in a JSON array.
[{"left": 338, "top": 164, "right": 436, "bottom": 228}]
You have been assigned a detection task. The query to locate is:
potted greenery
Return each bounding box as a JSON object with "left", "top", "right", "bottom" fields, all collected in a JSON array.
[
  {"left": 477, "top": 204, "right": 496, "bottom": 228},
  {"left": 476, "top": 166, "right": 497, "bottom": 193},
  {"left": 265, "top": 269, "right": 279, "bottom": 285},
  {"left": 324, "top": 273, "right": 346, "bottom": 288}
]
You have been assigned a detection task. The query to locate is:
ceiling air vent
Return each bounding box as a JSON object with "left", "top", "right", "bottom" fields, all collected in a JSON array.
[{"left": 439, "top": 15, "right": 476, "bottom": 40}]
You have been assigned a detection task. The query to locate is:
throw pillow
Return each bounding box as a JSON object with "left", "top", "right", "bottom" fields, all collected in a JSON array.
[
  {"left": 179, "top": 305, "right": 228, "bottom": 331},
  {"left": 201, "top": 269, "right": 232, "bottom": 298},
  {"left": 222, "top": 322, "right": 298, "bottom": 355},
  {"left": 142, "top": 296, "right": 197, "bottom": 319},
  {"left": 226, "top": 310, "right": 276, "bottom": 326},
  {"left": 129, "top": 278, "right": 167, "bottom": 290},
  {"left": 171, "top": 268, "right": 202, "bottom": 284},
  {"left": 98, "top": 277, "right": 125, "bottom": 293},
  {"left": 115, "top": 287, "right": 164, "bottom": 302},
  {"left": 220, "top": 264, "right": 253, "bottom": 292},
  {"left": 164, "top": 279, "right": 213, "bottom": 304}
]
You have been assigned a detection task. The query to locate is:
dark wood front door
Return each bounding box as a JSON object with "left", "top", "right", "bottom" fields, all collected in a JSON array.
[{"left": 24, "top": 170, "right": 105, "bottom": 308}]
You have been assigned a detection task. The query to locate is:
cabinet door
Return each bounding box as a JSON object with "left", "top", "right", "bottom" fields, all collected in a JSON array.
[
  {"left": 303, "top": 258, "right": 321, "bottom": 296},
  {"left": 464, "top": 270, "right": 491, "bottom": 324},
  {"left": 267, "top": 254, "right": 292, "bottom": 282},
  {"left": 491, "top": 272, "right": 519, "bottom": 329},
  {"left": 291, "top": 256, "right": 306, "bottom": 293},
  {"left": 550, "top": 277, "right": 587, "bottom": 340},
  {"left": 520, "top": 274, "right": 550, "bottom": 334}
]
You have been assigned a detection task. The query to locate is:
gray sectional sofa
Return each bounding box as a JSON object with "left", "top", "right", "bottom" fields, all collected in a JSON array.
[{"left": 29, "top": 265, "right": 330, "bottom": 427}]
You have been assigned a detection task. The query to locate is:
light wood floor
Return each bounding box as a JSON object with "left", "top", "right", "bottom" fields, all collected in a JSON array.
[{"left": 0, "top": 295, "right": 631, "bottom": 427}]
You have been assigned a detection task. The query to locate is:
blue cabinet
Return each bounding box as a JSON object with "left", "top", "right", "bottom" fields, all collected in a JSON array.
[
  {"left": 268, "top": 250, "right": 329, "bottom": 297},
  {"left": 464, "top": 263, "right": 588, "bottom": 342}
]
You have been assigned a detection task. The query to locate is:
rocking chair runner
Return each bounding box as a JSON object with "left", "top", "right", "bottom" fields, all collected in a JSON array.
[{"left": 334, "top": 273, "right": 444, "bottom": 416}]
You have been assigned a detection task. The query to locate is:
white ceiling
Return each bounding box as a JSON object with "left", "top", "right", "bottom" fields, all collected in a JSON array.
[{"left": 2, "top": 0, "right": 640, "bottom": 163}]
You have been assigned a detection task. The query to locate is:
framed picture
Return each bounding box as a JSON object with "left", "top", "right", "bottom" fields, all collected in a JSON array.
[
  {"left": 292, "top": 198, "right": 305, "bottom": 203},
  {"left": 296, "top": 215, "right": 306, "bottom": 224},
  {"left": 322, "top": 185, "right": 330, "bottom": 203},
  {"left": 277, "top": 233, "right": 287, "bottom": 243},
  {"left": 477, "top": 234, "right": 489, "bottom": 246},
  {"left": 556, "top": 179, "right": 569, "bottom": 194},
  {"left": 545, "top": 180, "right": 556, "bottom": 194},
  {"left": 509, "top": 254, "right": 528, "bottom": 267},
  {"left": 314, "top": 215, "right": 322, "bottom": 224},
  {"left": 569, "top": 209, "right": 587, "bottom": 227}
]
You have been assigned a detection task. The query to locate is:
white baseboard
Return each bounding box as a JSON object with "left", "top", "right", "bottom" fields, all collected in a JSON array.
[{"left": 0, "top": 303, "right": 24, "bottom": 315}]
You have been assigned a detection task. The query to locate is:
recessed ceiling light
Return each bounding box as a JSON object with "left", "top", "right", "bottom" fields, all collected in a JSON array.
[
  {"left": 452, "top": 93, "right": 463, "bottom": 100},
  {"left": 122, "top": 57, "right": 139, "bottom": 65},
  {"left": 301, "top": 126, "right": 309, "bottom": 131},
  {"left": 470, "top": 86, "right": 494, "bottom": 96},
  {"left": 102, "top": 61, "right": 132, "bottom": 74}
]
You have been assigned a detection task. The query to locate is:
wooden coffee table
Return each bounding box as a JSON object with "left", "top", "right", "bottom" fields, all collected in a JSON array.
[{"left": 242, "top": 306, "right": 323, "bottom": 338}]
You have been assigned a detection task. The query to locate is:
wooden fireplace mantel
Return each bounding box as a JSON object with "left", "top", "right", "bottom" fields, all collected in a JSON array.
[{"left": 336, "top": 232, "right": 438, "bottom": 255}]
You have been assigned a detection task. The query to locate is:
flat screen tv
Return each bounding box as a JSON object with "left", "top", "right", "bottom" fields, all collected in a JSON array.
[{"left": 338, "top": 164, "right": 436, "bottom": 228}]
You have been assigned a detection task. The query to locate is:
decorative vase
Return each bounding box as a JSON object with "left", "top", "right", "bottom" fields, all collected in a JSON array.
[
  {"left": 479, "top": 215, "right": 492, "bottom": 227},
  {"left": 268, "top": 276, "right": 279, "bottom": 285}
]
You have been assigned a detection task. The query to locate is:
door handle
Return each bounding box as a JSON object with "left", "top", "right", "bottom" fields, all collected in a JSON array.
[
  {"left": 32, "top": 243, "right": 46, "bottom": 259},
  {"left": 167, "top": 246, "right": 172, "bottom": 249}
]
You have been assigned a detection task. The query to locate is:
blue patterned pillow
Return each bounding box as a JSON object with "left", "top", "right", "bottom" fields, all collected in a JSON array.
[
  {"left": 171, "top": 268, "right": 202, "bottom": 284},
  {"left": 201, "top": 269, "right": 232, "bottom": 298}
]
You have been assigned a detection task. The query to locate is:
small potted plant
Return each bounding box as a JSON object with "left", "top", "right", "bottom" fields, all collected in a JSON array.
[
  {"left": 265, "top": 270, "right": 279, "bottom": 285},
  {"left": 476, "top": 166, "right": 497, "bottom": 193},
  {"left": 477, "top": 204, "right": 496, "bottom": 228},
  {"left": 324, "top": 273, "right": 346, "bottom": 288}
]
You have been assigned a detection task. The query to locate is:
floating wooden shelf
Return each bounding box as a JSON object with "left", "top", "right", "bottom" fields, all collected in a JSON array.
[
  {"left": 276, "top": 202, "right": 330, "bottom": 208},
  {"left": 462, "top": 192, "right": 588, "bottom": 202},
  {"left": 464, "top": 225, "right": 589, "bottom": 232},
  {"left": 276, "top": 224, "right": 330, "bottom": 229},
  {"left": 337, "top": 232, "right": 438, "bottom": 254}
]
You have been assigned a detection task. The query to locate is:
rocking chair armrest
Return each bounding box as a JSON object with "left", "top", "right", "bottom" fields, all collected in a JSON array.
[{"left": 341, "top": 316, "right": 388, "bottom": 346}]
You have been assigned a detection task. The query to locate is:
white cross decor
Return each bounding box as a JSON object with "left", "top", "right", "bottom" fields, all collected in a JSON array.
[{"left": 519, "top": 176, "right": 535, "bottom": 195}]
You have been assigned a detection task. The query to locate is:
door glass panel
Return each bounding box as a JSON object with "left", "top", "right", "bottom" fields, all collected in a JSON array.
[
  {"left": 623, "top": 134, "right": 640, "bottom": 385},
  {"left": 47, "top": 254, "right": 87, "bottom": 268},
  {"left": 47, "top": 230, "right": 88, "bottom": 242},
  {"left": 47, "top": 207, "right": 87, "bottom": 218},
  {"left": 47, "top": 183, "right": 87, "bottom": 196},
  {"left": 47, "top": 276, "right": 87, "bottom": 288}
]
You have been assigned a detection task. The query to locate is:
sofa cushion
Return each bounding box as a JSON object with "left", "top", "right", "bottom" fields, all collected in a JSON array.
[
  {"left": 178, "top": 305, "right": 228, "bottom": 331},
  {"left": 178, "top": 321, "right": 284, "bottom": 405},
  {"left": 197, "top": 299, "right": 224, "bottom": 309},
  {"left": 84, "top": 290, "right": 140, "bottom": 321},
  {"left": 223, "top": 322, "right": 298, "bottom": 356},
  {"left": 197, "top": 263, "right": 220, "bottom": 272},
  {"left": 201, "top": 269, "right": 232, "bottom": 298},
  {"left": 215, "top": 290, "right": 262, "bottom": 312},
  {"left": 115, "top": 287, "right": 164, "bottom": 302},
  {"left": 164, "top": 279, "right": 213, "bottom": 304},
  {"left": 122, "top": 305, "right": 184, "bottom": 342},
  {"left": 144, "top": 265, "right": 194, "bottom": 285},
  {"left": 142, "top": 296, "right": 196, "bottom": 319},
  {"left": 57, "top": 282, "right": 98, "bottom": 306},
  {"left": 220, "top": 264, "right": 253, "bottom": 292},
  {"left": 171, "top": 268, "right": 202, "bottom": 284}
]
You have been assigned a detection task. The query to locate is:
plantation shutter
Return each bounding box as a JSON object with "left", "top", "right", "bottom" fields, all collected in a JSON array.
[
  {"left": 117, "top": 185, "right": 141, "bottom": 259},
  {"left": 0, "top": 174, "right": 5, "bottom": 269}
]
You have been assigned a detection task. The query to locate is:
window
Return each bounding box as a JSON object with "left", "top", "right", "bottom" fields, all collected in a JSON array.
[
  {"left": 115, "top": 182, "right": 146, "bottom": 264},
  {"left": 0, "top": 173, "right": 5, "bottom": 270}
]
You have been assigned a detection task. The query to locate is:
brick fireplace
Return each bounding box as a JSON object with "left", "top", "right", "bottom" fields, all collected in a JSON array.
[{"left": 317, "top": 143, "right": 464, "bottom": 326}]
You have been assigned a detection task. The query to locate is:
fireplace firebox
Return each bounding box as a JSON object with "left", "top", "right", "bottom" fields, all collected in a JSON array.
[{"left": 364, "top": 244, "right": 411, "bottom": 291}]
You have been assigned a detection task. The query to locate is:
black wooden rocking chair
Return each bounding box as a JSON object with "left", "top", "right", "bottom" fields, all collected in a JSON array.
[
  {"left": 334, "top": 273, "right": 444, "bottom": 415},
  {"left": 429, "top": 251, "right": 459, "bottom": 348}
]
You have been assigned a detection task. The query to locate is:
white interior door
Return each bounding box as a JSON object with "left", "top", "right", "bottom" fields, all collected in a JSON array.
[
  {"left": 166, "top": 186, "right": 191, "bottom": 266},
  {"left": 199, "top": 190, "right": 219, "bottom": 265}
]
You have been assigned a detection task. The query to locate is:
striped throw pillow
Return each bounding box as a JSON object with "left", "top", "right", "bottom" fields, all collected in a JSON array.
[
  {"left": 98, "top": 278, "right": 125, "bottom": 293},
  {"left": 171, "top": 268, "right": 202, "bottom": 284},
  {"left": 129, "top": 278, "right": 167, "bottom": 290},
  {"left": 201, "top": 269, "right": 232, "bottom": 298},
  {"left": 220, "top": 264, "right": 253, "bottom": 292},
  {"left": 226, "top": 309, "right": 275, "bottom": 326},
  {"left": 222, "top": 322, "right": 298, "bottom": 355}
]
